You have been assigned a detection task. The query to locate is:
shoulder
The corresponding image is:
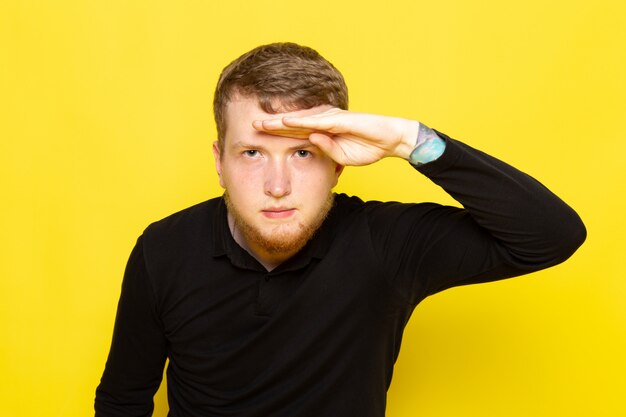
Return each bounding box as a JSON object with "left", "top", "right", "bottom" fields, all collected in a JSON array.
[
  {"left": 144, "top": 198, "right": 219, "bottom": 237},
  {"left": 332, "top": 193, "right": 456, "bottom": 240},
  {"left": 334, "top": 192, "right": 444, "bottom": 219},
  {"left": 140, "top": 197, "right": 222, "bottom": 266}
]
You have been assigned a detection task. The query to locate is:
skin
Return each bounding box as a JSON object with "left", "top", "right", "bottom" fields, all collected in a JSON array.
[
  {"left": 214, "top": 95, "right": 420, "bottom": 270},
  {"left": 252, "top": 107, "right": 420, "bottom": 165}
]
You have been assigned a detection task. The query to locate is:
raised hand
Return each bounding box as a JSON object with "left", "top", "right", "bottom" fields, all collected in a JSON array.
[{"left": 252, "top": 108, "right": 420, "bottom": 166}]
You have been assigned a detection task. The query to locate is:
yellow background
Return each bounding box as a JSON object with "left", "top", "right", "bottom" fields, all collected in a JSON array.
[{"left": 1, "top": 1, "right": 624, "bottom": 416}]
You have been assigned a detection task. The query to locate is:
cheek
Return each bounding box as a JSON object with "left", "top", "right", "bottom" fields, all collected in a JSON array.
[
  {"left": 223, "top": 175, "right": 259, "bottom": 199},
  {"left": 223, "top": 182, "right": 259, "bottom": 216},
  {"left": 294, "top": 161, "right": 338, "bottom": 189},
  {"left": 221, "top": 159, "right": 263, "bottom": 185},
  {"left": 221, "top": 163, "right": 267, "bottom": 201},
  {"left": 292, "top": 176, "right": 335, "bottom": 207}
]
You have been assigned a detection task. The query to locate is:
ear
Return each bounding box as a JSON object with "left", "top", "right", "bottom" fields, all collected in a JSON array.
[
  {"left": 332, "top": 163, "right": 344, "bottom": 187},
  {"left": 212, "top": 141, "right": 225, "bottom": 188}
]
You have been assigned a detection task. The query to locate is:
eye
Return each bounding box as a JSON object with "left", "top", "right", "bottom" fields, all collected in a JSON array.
[
  {"left": 295, "top": 149, "right": 311, "bottom": 158},
  {"left": 243, "top": 150, "right": 260, "bottom": 157}
]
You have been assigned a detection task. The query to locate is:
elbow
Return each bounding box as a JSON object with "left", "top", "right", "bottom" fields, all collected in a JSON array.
[
  {"left": 535, "top": 208, "right": 587, "bottom": 268},
  {"left": 508, "top": 208, "right": 587, "bottom": 271},
  {"left": 559, "top": 211, "right": 587, "bottom": 262}
]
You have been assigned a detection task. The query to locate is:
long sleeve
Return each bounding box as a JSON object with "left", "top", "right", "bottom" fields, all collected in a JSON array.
[
  {"left": 95, "top": 236, "right": 168, "bottom": 417},
  {"left": 367, "top": 131, "right": 586, "bottom": 304}
]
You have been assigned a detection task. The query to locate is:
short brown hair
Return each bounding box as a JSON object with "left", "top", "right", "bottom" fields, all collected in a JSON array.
[{"left": 213, "top": 42, "right": 349, "bottom": 150}]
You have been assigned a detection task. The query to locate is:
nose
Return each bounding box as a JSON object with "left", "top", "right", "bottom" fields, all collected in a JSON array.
[{"left": 264, "top": 159, "right": 291, "bottom": 198}]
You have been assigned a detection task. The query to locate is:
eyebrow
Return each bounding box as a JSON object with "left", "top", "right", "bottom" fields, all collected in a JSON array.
[
  {"left": 232, "top": 140, "right": 315, "bottom": 151},
  {"left": 286, "top": 141, "right": 315, "bottom": 152}
]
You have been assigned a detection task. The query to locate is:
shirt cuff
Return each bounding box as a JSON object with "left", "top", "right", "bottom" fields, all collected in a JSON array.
[{"left": 408, "top": 132, "right": 447, "bottom": 166}]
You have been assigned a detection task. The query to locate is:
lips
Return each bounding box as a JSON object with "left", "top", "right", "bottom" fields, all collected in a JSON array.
[{"left": 261, "top": 207, "right": 296, "bottom": 219}]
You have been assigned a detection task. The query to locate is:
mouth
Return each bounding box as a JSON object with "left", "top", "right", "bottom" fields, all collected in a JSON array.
[{"left": 261, "top": 207, "right": 296, "bottom": 219}]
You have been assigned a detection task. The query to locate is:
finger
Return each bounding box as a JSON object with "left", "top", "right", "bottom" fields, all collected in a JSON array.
[
  {"left": 252, "top": 119, "right": 287, "bottom": 131},
  {"left": 253, "top": 119, "right": 318, "bottom": 137},
  {"left": 253, "top": 120, "right": 321, "bottom": 140},
  {"left": 308, "top": 132, "right": 346, "bottom": 164},
  {"left": 266, "top": 131, "right": 312, "bottom": 139},
  {"left": 282, "top": 115, "right": 345, "bottom": 133},
  {"left": 261, "top": 118, "right": 288, "bottom": 130}
]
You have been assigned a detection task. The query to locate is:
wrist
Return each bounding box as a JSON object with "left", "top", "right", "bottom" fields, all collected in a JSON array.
[
  {"left": 408, "top": 123, "right": 446, "bottom": 166},
  {"left": 395, "top": 119, "right": 421, "bottom": 160}
]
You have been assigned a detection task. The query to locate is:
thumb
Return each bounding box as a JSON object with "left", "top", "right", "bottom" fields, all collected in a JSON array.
[{"left": 309, "top": 132, "right": 346, "bottom": 164}]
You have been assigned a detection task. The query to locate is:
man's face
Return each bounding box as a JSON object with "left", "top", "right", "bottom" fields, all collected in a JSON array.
[{"left": 213, "top": 96, "right": 343, "bottom": 259}]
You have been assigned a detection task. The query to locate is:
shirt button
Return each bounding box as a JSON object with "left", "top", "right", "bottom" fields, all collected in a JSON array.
[{"left": 265, "top": 276, "right": 270, "bottom": 282}]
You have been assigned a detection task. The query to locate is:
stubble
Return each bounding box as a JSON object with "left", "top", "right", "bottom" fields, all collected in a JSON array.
[{"left": 224, "top": 192, "right": 335, "bottom": 256}]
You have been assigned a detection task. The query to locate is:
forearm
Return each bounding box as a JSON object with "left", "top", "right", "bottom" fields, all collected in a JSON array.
[
  {"left": 367, "top": 130, "right": 586, "bottom": 303},
  {"left": 417, "top": 131, "right": 586, "bottom": 269}
]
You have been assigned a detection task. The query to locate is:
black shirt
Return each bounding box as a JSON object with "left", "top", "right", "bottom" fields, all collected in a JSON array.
[{"left": 95, "top": 133, "right": 586, "bottom": 416}]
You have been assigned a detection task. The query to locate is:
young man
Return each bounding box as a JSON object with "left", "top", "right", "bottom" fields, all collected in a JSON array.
[{"left": 95, "top": 43, "right": 586, "bottom": 416}]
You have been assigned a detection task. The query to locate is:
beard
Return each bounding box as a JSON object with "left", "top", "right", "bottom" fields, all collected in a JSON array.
[{"left": 224, "top": 191, "right": 335, "bottom": 256}]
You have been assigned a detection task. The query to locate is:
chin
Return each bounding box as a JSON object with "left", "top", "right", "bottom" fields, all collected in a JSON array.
[
  {"left": 254, "top": 222, "right": 312, "bottom": 255},
  {"left": 225, "top": 191, "right": 334, "bottom": 257}
]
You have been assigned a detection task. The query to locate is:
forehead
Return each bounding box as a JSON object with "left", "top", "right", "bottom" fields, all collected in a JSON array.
[
  {"left": 225, "top": 95, "right": 331, "bottom": 120},
  {"left": 223, "top": 95, "right": 331, "bottom": 144},
  {"left": 224, "top": 95, "right": 269, "bottom": 126}
]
